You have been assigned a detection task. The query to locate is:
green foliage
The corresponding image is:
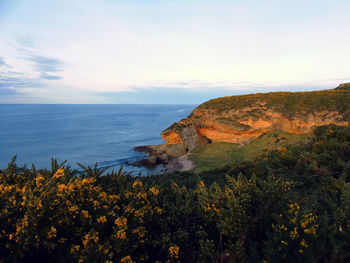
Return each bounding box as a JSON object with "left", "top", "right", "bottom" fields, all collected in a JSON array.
[{"left": 0, "top": 125, "right": 350, "bottom": 262}]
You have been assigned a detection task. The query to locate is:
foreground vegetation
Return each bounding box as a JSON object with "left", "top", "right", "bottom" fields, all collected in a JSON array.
[{"left": 1, "top": 125, "right": 350, "bottom": 262}]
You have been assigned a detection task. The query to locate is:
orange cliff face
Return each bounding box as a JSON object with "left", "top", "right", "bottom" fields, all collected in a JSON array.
[
  {"left": 135, "top": 85, "right": 350, "bottom": 160},
  {"left": 160, "top": 90, "right": 350, "bottom": 155},
  {"left": 161, "top": 130, "right": 183, "bottom": 144},
  {"left": 187, "top": 107, "right": 349, "bottom": 145},
  {"left": 160, "top": 119, "right": 202, "bottom": 157}
]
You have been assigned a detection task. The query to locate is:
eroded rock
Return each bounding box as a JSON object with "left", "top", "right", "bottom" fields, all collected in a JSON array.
[{"left": 134, "top": 84, "right": 350, "bottom": 161}]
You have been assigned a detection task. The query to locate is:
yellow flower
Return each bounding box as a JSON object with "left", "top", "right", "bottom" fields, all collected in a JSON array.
[
  {"left": 99, "top": 192, "right": 107, "bottom": 200},
  {"left": 57, "top": 184, "right": 66, "bottom": 192},
  {"left": 53, "top": 168, "right": 65, "bottom": 178},
  {"left": 35, "top": 174, "right": 45, "bottom": 185},
  {"left": 97, "top": 216, "right": 107, "bottom": 224},
  {"left": 47, "top": 226, "right": 57, "bottom": 239},
  {"left": 83, "top": 232, "right": 99, "bottom": 247},
  {"left": 70, "top": 245, "right": 80, "bottom": 254},
  {"left": 125, "top": 206, "right": 134, "bottom": 214},
  {"left": 117, "top": 230, "right": 126, "bottom": 240},
  {"left": 132, "top": 227, "right": 146, "bottom": 238},
  {"left": 81, "top": 210, "right": 89, "bottom": 219},
  {"left": 69, "top": 205, "right": 78, "bottom": 213},
  {"left": 339, "top": 226, "right": 343, "bottom": 232},
  {"left": 300, "top": 239, "right": 308, "bottom": 247},
  {"left": 93, "top": 200, "right": 100, "bottom": 209},
  {"left": 149, "top": 187, "right": 159, "bottom": 196},
  {"left": 132, "top": 180, "right": 143, "bottom": 189},
  {"left": 281, "top": 240, "right": 288, "bottom": 246},
  {"left": 169, "top": 245, "right": 179, "bottom": 258},
  {"left": 134, "top": 210, "right": 144, "bottom": 218},
  {"left": 120, "top": 256, "right": 134, "bottom": 263},
  {"left": 290, "top": 227, "right": 298, "bottom": 239},
  {"left": 115, "top": 217, "right": 127, "bottom": 227}
]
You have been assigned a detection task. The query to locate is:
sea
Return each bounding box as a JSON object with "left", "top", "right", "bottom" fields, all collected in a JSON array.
[{"left": 0, "top": 104, "right": 196, "bottom": 176}]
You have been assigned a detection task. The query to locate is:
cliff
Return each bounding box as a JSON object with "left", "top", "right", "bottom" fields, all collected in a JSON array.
[{"left": 135, "top": 83, "right": 350, "bottom": 162}]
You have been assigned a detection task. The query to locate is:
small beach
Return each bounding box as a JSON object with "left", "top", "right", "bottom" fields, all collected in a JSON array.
[{"left": 162, "top": 154, "right": 195, "bottom": 173}]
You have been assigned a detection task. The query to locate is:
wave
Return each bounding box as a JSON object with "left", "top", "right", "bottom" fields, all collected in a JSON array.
[{"left": 175, "top": 109, "right": 187, "bottom": 113}]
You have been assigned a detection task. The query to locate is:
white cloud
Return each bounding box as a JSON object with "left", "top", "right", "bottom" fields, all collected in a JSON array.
[{"left": 0, "top": 0, "right": 349, "bottom": 103}]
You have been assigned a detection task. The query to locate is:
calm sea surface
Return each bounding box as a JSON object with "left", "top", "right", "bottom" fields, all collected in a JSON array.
[{"left": 0, "top": 104, "right": 196, "bottom": 175}]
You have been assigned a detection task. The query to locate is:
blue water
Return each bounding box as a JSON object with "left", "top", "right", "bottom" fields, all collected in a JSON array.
[{"left": 0, "top": 104, "right": 196, "bottom": 175}]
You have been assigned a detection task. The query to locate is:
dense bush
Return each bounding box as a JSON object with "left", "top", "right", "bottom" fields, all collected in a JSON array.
[{"left": 0, "top": 125, "right": 350, "bottom": 262}]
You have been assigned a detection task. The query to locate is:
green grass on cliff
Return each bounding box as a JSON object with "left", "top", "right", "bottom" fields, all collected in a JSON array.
[
  {"left": 198, "top": 88, "right": 350, "bottom": 119},
  {"left": 189, "top": 130, "right": 311, "bottom": 173},
  {"left": 335, "top": 82, "right": 350, "bottom": 90}
]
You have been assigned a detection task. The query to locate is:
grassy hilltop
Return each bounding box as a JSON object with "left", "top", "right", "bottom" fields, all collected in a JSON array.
[{"left": 198, "top": 84, "right": 350, "bottom": 118}]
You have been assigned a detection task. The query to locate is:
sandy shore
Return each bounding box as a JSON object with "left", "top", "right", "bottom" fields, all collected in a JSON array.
[{"left": 162, "top": 154, "right": 195, "bottom": 174}]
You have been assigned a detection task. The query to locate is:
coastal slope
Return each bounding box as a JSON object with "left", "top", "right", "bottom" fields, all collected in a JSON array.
[{"left": 135, "top": 83, "right": 350, "bottom": 163}]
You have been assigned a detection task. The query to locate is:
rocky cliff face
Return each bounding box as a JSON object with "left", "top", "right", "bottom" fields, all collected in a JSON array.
[{"left": 135, "top": 84, "right": 350, "bottom": 161}]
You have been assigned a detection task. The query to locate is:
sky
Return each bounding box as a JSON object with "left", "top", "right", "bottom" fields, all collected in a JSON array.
[{"left": 0, "top": 0, "right": 349, "bottom": 104}]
